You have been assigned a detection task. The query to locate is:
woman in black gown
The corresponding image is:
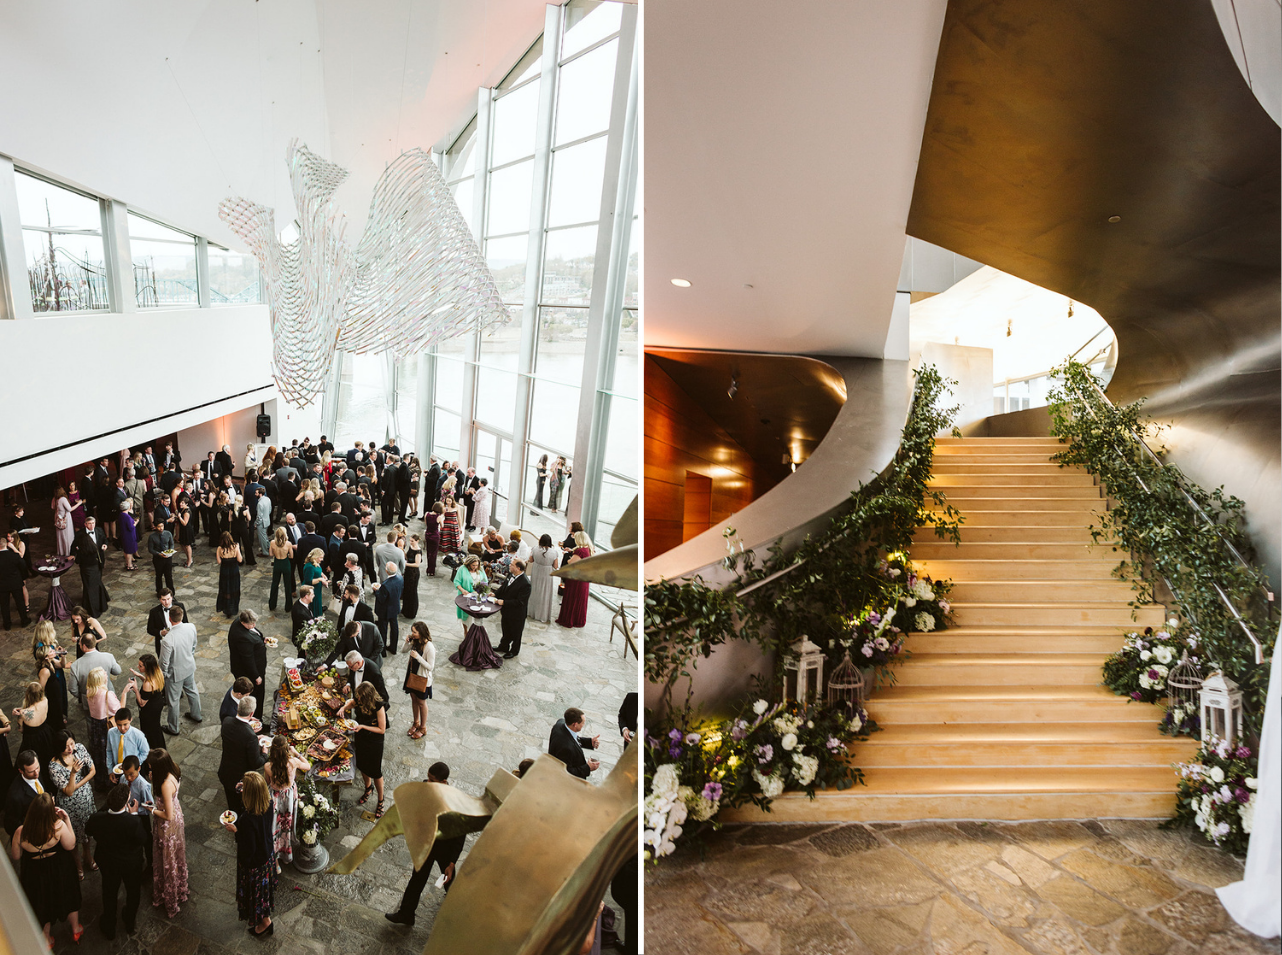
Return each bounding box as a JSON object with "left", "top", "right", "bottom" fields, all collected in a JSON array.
[
  {"left": 401, "top": 536, "right": 422, "bottom": 618},
  {"left": 174, "top": 488, "right": 195, "bottom": 567},
  {"left": 10, "top": 794, "right": 83, "bottom": 947},
  {"left": 216, "top": 532, "right": 243, "bottom": 618},
  {"left": 340, "top": 682, "right": 387, "bottom": 819},
  {"left": 123, "top": 654, "right": 166, "bottom": 752},
  {"left": 14, "top": 682, "right": 56, "bottom": 783}
]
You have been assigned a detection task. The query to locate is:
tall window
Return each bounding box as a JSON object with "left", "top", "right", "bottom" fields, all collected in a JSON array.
[
  {"left": 128, "top": 213, "right": 197, "bottom": 307},
  {"left": 15, "top": 171, "right": 109, "bottom": 312},
  {"left": 208, "top": 244, "right": 261, "bottom": 304}
]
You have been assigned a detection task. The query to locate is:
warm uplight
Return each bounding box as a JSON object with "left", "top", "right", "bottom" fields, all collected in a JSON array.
[{"left": 670, "top": 278, "right": 692, "bottom": 287}]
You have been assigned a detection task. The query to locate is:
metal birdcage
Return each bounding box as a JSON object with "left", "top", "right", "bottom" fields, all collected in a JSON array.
[
  {"left": 826, "top": 649, "right": 865, "bottom": 714},
  {"left": 1165, "top": 650, "right": 1203, "bottom": 718}
]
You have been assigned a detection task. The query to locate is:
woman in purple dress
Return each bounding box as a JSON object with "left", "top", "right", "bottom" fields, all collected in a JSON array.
[
  {"left": 555, "top": 532, "right": 593, "bottom": 629},
  {"left": 52, "top": 488, "right": 76, "bottom": 557},
  {"left": 119, "top": 501, "right": 139, "bottom": 571}
]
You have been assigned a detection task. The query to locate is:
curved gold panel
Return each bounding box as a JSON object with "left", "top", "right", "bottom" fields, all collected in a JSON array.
[{"left": 907, "top": 0, "right": 1281, "bottom": 583}]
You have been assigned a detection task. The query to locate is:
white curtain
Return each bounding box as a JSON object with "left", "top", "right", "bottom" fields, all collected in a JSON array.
[{"left": 1216, "top": 631, "right": 1280, "bottom": 937}]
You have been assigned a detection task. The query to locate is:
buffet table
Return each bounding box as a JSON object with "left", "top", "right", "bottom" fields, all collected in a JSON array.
[{"left": 271, "top": 659, "right": 357, "bottom": 789}]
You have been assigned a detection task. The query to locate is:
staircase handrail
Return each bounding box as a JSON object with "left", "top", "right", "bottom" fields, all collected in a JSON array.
[{"left": 1064, "top": 370, "right": 1265, "bottom": 665}]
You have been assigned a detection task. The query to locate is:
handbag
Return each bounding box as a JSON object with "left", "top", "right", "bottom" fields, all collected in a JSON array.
[
  {"left": 328, "top": 597, "right": 341, "bottom": 614},
  {"left": 405, "top": 668, "right": 429, "bottom": 693}
]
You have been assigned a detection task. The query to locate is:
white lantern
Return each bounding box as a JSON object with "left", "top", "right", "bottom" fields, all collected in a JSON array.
[
  {"left": 783, "top": 637, "right": 825, "bottom": 707},
  {"left": 1199, "top": 671, "right": 1245, "bottom": 746}
]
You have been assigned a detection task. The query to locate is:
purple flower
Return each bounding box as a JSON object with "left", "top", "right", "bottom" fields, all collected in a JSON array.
[
  {"left": 1236, "top": 746, "right": 1252, "bottom": 759},
  {"left": 1235, "top": 787, "right": 1251, "bottom": 804},
  {"left": 868, "top": 612, "right": 881, "bottom": 626},
  {"left": 1147, "top": 669, "right": 1160, "bottom": 680},
  {"left": 702, "top": 782, "right": 723, "bottom": 802},
  {"left": 730, "top": 719, "right": 748, "bottom": 742},
  {"left": 668, "top": 743, "right": 683, "bottom": 758},
  {"left": 668, "top": 728, "right": 683, "bottom": 741},
  {"left": 755, "top": 743, "right": 774, "bottom": 765},
  {"left": 1130, "top": 691, "right": 1143, "bottom": 700},
  {"left": 826, "top": 736, "right": 842, "bottom": 752},
  {"left": 908, "top": 573, "right": 918, "bottom": 587}
]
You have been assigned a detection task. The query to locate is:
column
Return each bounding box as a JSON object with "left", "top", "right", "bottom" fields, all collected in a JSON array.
[
  {"left": 0, "top": 156, "right": 34, "bottom": 321},
  {"left": 102, "top": 199, "right": 136, "bottom": 314}
]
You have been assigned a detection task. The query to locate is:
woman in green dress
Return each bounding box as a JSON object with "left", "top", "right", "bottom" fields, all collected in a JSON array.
[
  {"left": 300, "top": 549, "right": 328, "bottom": 620},
  {"left": 453, "top": 554, "right": 487, "bottom": 639}
]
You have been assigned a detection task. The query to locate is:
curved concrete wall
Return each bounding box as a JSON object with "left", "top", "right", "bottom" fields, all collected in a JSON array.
[{"left": 644, "top": 357, "right": 911, "bottom": 714}]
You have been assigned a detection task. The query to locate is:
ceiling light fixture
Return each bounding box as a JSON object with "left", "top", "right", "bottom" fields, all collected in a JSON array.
[
  {"left": 671, "top": 278, "right": 692, "bottom": 288},
  {"left": 727, "top": 376, "right": 738, "bottom": 400},
  {"left": 1006, "top": 318, "right": 1012, "bottom": 338},
  {"left": 1067, "top": 300, "right": 1075, "bottom": 318},
  {"left": 1107, "top": 215, "right": 1121, "bottom": 223}
]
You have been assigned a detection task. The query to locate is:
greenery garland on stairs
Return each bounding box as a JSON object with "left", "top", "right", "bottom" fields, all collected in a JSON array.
[
  {"left": 642, "top": 366, "right": 962, "bottom": 858},
  {"left": 1046, "top": 360, "right": 1276, "bottom": 735}
]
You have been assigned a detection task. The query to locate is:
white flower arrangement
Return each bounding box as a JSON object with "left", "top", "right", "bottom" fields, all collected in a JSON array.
[
  {"left": 780, "top": 733, "right": 797, "bottom": 752},
  {"left": 751, "top": 768, "right": 785, "bottom": 798},
  {"left": 792, "top": 754, "right": 819, "bottom": 787},
  {"left": 914, "top": 612, "right": 935, "bottom": 632},
  {"left": 301, "top": 829, "right": 318, "bottom": 846}
]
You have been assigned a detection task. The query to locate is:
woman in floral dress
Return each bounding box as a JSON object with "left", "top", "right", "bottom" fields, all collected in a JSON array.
[
  {"left": 439, "top": 490, "right": 461, "bottom": 553},
  {"left": 265, "top": 736, "right": 309, "bottom": 872},
  {"left": 148, "top": 749, "right": 189, "bottom": 917},
  {"left": 223, "top": 771, "right": 278, "bottom": 937},
  {"left": 47, "top": 731, "right": 96, "bottom": 879}
]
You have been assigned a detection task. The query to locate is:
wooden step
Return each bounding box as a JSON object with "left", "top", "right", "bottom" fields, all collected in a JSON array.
[
  {"left": 947, "top": 580, "right": 1135, "bottom": 602},
  {"left": 933, "top": 462, "right": 1080, "bottom": 474},
  {"left": 929, "top": 472, "right": 1095, "bottom": 487},
  {"left": 895, "top": 652, "right": 1108, "bottom": 685},
  {"left": 914, "top": 525, "right": 1104, "bottom": 543},
  {"left": 912, "top": 541, "right": 1120, "bottom": 560},
  {"left": 936, "top": 485, "right": 1101, "bottom": 499},
  {"left": 909, "top": 628, "right": 1127, "bottom": 654},
  {"left": 932, "top": 497, "right": 1101, "bottom": 511},
  {"left": 917, "top": 559, "right": 1119, "bottom": 580},
  {"left": 718, "top": 768, "right": 1180, "bottom": 822},
  {"left": 924, "top": 509, "right": 1106, "bottom": 526},
  {"left": 866, "top": 684, "right": 1164, "bottom": 723},
  {"left": 931, "top": 453, "right": 1064, "bottom": 465},
  {"left": 936, "top": 437, "right": 1064, "bottom": 447},
  {"left": 855, "top": 723, "right": 1199, "bottom": 768},
  {"left": 948, "top": 602, "right": 1163, "bottom": 628}
]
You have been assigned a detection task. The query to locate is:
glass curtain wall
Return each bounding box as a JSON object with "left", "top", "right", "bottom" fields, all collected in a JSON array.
[
  {"left": 14, "top": 171, "right": 110, "bottom": 312},
  {"left": 405, "top": 0, "right": 638, "bottom": 555},
  {"left": 127, "top": 213, "right": 199, "bottom": 307}
]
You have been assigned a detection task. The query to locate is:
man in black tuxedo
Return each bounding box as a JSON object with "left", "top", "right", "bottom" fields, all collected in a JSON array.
[
  {"left": 147, "top": 589, "right": 187, "bottom": 657},
  {"left": 344, "top": 650, "right": 388, "bottom": 703},
  {"left": 160, "top": 442, "right": 181, "bottom": 472},
  {"left": 4, "top": 752, "right": 43, "bottom": 835},
  {"left": 337, "top": 485, "right": 360, "bottom": 523},
  {"left": 424, "top": 458, "right": 441, "bottom": 512},
  {"left": 318, "top": 502, "right": 346, "bottom": 542},
  {"left": 291, "top": 588, "right": 316, "bottom": 651},
  {"left": 296, "top": 522, "right": 326, "bottom": 582},
  {"left": 548, "top": 707, "right": 600, "bottom": 779},
  {"left": 289, "top": 451, "right": 307, "bottom": 475},
  {"left": 281, "top": 513, "right": 304, "bottom": 579},
  {"left": 318, "top": 435, "right": 334, "bottom": 456},
  {"left": 336, "top": 583, "right": 375, "bottom": 634},
  {"left": 371, "top": 565, "right": 403, "bottom": 654},
  {"left": 159, "top": 462, "right": 182, "bottom": 497},
  {"left": 494, "top": 560, "right": 532, "bottom": 659},
  {"left": 220, "top": 677, "right": 255, "bottom": 722},
  {"left": 618, "top": 692, "right": 638, "bottom": 744},
  {"left": 70, "top": 516, "right": 110, "bottom": 616},
  {"left": 355, "top": 514, "right": 378, "bottom": 577},
  {"left": 140, "top": 447, "right": 157, "bottom": 479},
  {"left": 0, "top": 537, "right": 29, "bottom": 630},
  {"left": 326, "top": 618, "right": 383, "bottom": 667},
  {"left": 227, "top": 609, "right": 268, "bottom": 717},
  {"left": 346, "top": 442, "right": 365, "bottom": 469},
  {"left": 218, "top": 696, "right": 266, "bottom": 813},
  {"left": 200, "top": 452, "right": 219, "bottom": 483},
  {"left": 85, "top": 783, "right": 150, "bottom": 939},
  {"left": 325, "top": 524, "right": 347, "bottom": 577},
  {"left": 214, "top": 444, "right": 235, "bottom": 479},
  {"left": 395, "top": 456, "right": 413, "bottom": 523},
  {"left": 462, "top": 468, "right": 480, "bottom": 530}
]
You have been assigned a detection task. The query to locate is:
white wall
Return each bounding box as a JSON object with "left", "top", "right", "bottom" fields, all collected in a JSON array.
[
  {"left": 919, "top": 341, "right": 995, "bottom": 430},
  {"left": 0, "top": 305, "right": 274, "bottom": 487}
]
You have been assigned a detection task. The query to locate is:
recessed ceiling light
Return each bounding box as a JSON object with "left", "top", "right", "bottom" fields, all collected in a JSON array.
[
  {"left": 670, "top": 278, "right": 691, "bottom": 288},
  {"left": 1107, "top": 215, "right": 1121, "bottom": 223}
]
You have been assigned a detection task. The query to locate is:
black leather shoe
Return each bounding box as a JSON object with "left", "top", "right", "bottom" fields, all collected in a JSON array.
[
  {"left": 163, "top": 727, "right": 179, "bottom": 736},
  {"left": 385, "top": 911, "right": 415, "bottom": 926},
  {"left": 183, "top": 714, "right": 203, "bottom": 723},
  {"left": 502, "top": 651, "right": 517, "bottom": 659}
]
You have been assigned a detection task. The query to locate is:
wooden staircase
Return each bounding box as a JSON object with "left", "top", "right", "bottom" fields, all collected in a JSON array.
[{"left": 723, "top": 436, "right": 1197, "bottom": 822}]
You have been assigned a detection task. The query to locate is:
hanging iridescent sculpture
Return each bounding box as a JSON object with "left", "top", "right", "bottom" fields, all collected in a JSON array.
[{"left": 218, "top": 141, "right": 508, "bottom": 407}]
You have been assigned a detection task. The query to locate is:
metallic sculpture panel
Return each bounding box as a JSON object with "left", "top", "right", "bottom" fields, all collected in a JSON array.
[{"left": 219, "top": 142, "right": 509, "bottom": 406}]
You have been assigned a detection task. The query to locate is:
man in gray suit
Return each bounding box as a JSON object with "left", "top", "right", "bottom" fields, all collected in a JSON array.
[
  {"left": 373, "top": 531, "right": 405, "bottom": 583},
  {"left": 68, "top": 634, "right": 122, "bottom": 706},
  {"left": 159, "top": 606, "right": 202, "bottom": 734}
]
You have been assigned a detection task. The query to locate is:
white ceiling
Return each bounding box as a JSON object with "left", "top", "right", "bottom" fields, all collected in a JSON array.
[
  {"left": 910, "top": 266, "right": 1112, "bottom": 382},
  {"left": 0, "top": 0, "right": 553, "bottom": 248},
  {"left": 643, "top": 0, "right": 948, "bottom": 357}
]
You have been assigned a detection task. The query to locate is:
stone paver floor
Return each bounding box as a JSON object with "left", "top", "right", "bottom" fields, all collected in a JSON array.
[
  {"left": 644, "top": 818, "right": 1280, "bottom": 955},
  {"left": 4, "top": 507, "right": 637, "bottom": 954}
]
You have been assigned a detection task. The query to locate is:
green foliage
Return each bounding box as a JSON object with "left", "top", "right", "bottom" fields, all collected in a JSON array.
[
  {"left": 1047, "top": 361, "right": 1275, "bottom": 733},
  {"left": 644, "top": 365, "right": 963, "bottom": 698}
]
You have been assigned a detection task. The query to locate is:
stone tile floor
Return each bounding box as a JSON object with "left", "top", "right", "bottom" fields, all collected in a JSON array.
[
  {"left": 644, "top": 819, "right": 1281, "bottom": 955},
  {"left": 3, "top": 510, "right": 637, "bottom": 954}
]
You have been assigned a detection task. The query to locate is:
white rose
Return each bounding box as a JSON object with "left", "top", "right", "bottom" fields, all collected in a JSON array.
[
  {"left": 851, "top": 712, "right": 862, "bottom": 732},
  {"left": 753, "top": 699, "right": 769, "bottom": 715},
  {"left": 1209, "top": 766, "right": 1225, "bottom": 784},
  {"left": 1240, "top": 794, "right": 1256, "bottom": 834},
  {"left": 1140, "top": 650, "right": 1152, "bottom": 661},
  {"left": 1154, "top": 646, "right": 1173, "bottom": 665},
  {"left": 302, "top": 829, "right": 317, "bottom": 845},
  {"left": 781, "top": 733, "right": 797, "bottom": 751},
  {"left": 1246, "top": 777, "right": 1258, "bottom": 790},
  {"left": 905, "top": 597, "right": 917, "bottom": 607}
]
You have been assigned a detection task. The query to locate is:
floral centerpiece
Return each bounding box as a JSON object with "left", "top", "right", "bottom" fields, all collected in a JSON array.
[
  {"left": 297, "top": 618, "right": 338, "bottom": 664},
  {"left": 1101, "top": 624, "right": 1203, "bottom": 736},
  {"left": 293, "top": 774, "right": 341, "bottom": 872},
  {"left": 643, "top": 697, "right": 874, "bottom": 861},
  {"left": 473, "top": 581, "right": 491, "bottom": 599},
  {"left": 881, "top": 555, "right": 953, "bottom": 634},
  {"left": 1167, "top": 736, "right": 1258, "bottom": 854}
]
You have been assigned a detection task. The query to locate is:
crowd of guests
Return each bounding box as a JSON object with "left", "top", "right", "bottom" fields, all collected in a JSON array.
[{"left": 0, "top": 432, "right": 626, "bottom": 948}]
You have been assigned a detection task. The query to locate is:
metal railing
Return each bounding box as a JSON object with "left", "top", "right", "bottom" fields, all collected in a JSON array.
[{"left": 1063, "top": 370, "right": 1266, "bottom": 665}]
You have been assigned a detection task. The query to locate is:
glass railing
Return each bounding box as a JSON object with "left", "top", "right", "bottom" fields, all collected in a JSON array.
[{"left": 993, "top": 337, "right": 1117, "bottom": 416}]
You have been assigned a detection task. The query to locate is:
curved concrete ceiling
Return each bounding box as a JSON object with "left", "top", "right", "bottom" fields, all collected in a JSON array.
[
  {"left": 0, "top": 0, "right": 551, "bottom": 246},
  {"left": 643, "top": 0, "right": 947, "bottom": 357}
]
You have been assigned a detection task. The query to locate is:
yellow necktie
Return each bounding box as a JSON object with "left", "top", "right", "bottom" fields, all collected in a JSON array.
[
  {"left": 117, "top": 736, "right": 124, "bottom": 763},
  {"left": 34, "top": 781, "right": 42, "bottom": 795}
]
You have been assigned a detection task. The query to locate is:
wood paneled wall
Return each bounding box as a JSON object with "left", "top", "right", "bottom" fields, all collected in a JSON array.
[{"left": 645, "top": 354, "right": 776, "bottom": 561}]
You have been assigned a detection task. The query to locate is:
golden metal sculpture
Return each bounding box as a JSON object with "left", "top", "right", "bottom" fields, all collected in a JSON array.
[
  {"left": 330, "top": 744, "right": 638, "bottom": 955},
  {"left": 553, "top": 495, "right": 638, "bottom": 590}
]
